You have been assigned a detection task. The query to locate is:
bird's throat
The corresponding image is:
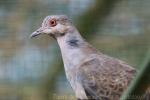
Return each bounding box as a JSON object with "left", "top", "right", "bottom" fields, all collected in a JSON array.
[{"left": 56, "top": 31, "right": 88, "bottom": 70}]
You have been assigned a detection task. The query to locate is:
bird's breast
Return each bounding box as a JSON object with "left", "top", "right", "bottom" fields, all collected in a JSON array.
[{"left": 64, "top": 67, "right": 87, "bottom": 99}]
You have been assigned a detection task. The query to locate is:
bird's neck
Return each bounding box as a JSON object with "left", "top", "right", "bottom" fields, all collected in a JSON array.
[{"left": 56, "top": 27, "right": 94, "bottom": 70}]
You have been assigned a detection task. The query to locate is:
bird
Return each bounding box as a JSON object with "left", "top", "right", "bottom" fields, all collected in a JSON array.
[{"left": 30, "top": 15, "right": 136, "bottom": 100}]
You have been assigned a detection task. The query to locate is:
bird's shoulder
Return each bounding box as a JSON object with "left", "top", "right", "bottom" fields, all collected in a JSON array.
[
  {"left": 79, "top": 53, "right": 136, "bottom": 75},
  {"left": 77, "top": 53, "right": 136, "bottom": 99}
]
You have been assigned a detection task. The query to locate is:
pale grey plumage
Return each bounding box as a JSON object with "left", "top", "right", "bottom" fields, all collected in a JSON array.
[{"left": 30, "top": 15, "right": 136, "bottom": 100}]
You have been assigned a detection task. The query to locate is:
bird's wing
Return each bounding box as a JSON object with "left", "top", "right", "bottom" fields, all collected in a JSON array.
[{"left": 77, "top": 54, "right": 136, "bottom": 100}]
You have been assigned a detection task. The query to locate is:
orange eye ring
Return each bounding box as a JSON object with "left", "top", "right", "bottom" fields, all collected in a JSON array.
[{"left": 49, "top": 19, "right": 57, "bottom": 27}]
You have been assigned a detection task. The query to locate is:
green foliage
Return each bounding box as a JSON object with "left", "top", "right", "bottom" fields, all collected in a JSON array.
[{"left": 121, "top": 49, "right": 150, "bottom": 100}]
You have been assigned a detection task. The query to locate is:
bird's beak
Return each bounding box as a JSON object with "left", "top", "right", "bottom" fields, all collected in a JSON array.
[{"left": 30, "top": 27, "right": 44, "bottom": 38}]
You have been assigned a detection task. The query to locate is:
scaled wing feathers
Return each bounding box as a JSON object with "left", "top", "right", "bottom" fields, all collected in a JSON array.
[{"left": 78, "top": 54, "right": 136, "bottom": 100}]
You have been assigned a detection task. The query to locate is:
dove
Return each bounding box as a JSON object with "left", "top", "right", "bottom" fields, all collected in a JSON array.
[{"left": 30, "top": 15, "right": 136, "bottom": 100}]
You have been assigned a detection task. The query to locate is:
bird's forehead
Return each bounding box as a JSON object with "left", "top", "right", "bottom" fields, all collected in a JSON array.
[
  {"left": 41, "top": 15, "right": 69, "bottom": 26},
  {"left": 43, "top": 15, "right": 68, "bottom": 22}
]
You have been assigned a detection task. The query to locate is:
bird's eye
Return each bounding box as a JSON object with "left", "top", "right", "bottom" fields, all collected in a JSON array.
[{"left": 49, "top": 19, "right": 57, "bottom": 27}]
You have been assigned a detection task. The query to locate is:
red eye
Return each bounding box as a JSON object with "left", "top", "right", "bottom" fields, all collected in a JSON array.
[{"left": 49, "top": 19, "right": 57, "bottom": 27}]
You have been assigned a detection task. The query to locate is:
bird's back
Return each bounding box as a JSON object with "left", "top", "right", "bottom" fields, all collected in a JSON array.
[{"left": 77, "top": 53, "right": 136, "bottom": 100}]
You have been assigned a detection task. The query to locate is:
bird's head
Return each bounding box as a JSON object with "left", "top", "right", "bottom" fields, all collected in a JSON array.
[{"left": 30, "top": 15, "right": 71, "bottom": 38}]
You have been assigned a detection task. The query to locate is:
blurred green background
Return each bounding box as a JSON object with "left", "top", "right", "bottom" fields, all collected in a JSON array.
[{"left": 0, "top": 0, "right": 149, "bottom": 100}]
